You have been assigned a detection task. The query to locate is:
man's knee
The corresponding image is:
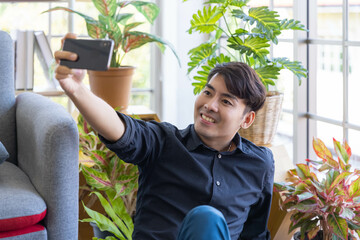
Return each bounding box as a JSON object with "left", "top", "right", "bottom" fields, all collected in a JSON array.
[{"left": 186, "top": 205, "right": 225, "bottom": 222}]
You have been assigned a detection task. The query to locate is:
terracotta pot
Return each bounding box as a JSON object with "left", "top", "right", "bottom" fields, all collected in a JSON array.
[
  {"left": 88, "top": 66, "right": 135, "bottom": 110},
  {"left": 239, "top": 91, "right": 283, "bottom": 146}
]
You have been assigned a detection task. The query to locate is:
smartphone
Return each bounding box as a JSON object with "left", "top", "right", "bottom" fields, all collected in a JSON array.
[{"left": 60, "top": 39, "right": 114, "bottom": 71}]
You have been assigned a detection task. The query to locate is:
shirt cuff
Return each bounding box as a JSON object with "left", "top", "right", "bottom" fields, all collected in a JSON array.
[{"left": 98, "top": 111, "right": 134, "bottom": 149}]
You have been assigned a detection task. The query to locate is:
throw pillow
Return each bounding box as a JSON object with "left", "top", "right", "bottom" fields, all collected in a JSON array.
[{"left": 0, "top": 141, "right": 9, "bottom": 165}]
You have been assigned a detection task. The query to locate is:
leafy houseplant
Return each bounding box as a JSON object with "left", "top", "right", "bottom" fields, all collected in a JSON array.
[
  {"left": 185, "top": 0, "right": 307, "bottom": 94},
  {"left": 44, "top": 0, "right": 179, "bottom": 110},
  {"left": 274, "top": 138, "right": 360, "bottom": 240},
  {"left": 184, "top": 0, "right": 308, "bottom": 145},
  {"left": 78, "top": 114, "right": 139, "bottom": 240},
  {"left": 45, "top": 0, "right": 178, "bottom": 67}
]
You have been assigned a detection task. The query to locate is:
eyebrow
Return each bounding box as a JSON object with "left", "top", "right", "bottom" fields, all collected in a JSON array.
[{"left": 205, "top": 83, "right": 238, "bottom": 101}]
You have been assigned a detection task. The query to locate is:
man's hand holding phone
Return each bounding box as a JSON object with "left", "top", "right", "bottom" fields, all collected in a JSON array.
[{"left": 54, "top": 33, "right": 85, "bottom": 95}]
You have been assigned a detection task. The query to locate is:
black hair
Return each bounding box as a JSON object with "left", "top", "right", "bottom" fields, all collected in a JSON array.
[{"left": 207, "top": 62, "right": 266, "bottom": 112}]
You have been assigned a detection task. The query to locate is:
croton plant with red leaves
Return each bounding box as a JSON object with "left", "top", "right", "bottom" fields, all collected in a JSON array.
[
  {"left": 45, "top": 0, "right": 179, "bottom": 67},
  {"left": 274, "top": 138, "right": 360, "bottom": 240}
]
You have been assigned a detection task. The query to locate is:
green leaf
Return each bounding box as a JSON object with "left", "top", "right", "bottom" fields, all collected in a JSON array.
[
  {"left": 187, "top": 42, "right": 218, "bottom": 74},
  {"left": 191, "top": 54, "right": 231, "bottom": 94},
  {"left": 81, "top": 165, "right": 112, "bottom": 191},
  {"left": 254, "top": 65, "right": 280, "bottom": 89},
  {"left": 227, "top": 36, "right": 270, "bottom": 64},
  {"left": 347, "top": 220, "right": 360, "bottom": 230},
  {"left": 272, "top": 57, "right": 307, "bottom": 84},
  {"left": 290, "top": 202, "right": 317, "bottom": 213},
  {"left": 188, "top": 5, "right": 223, "bottom": 34},
  {"left": 107, "top": 190, "right": 134, "bottom": 231},
  {"left": 228, "top": 0, "right": 249, "bottom": 8},
  {"left": 92, "top": 0, "right": 117, "bottom": 17},
  {"left": 329, "top": 172, "right": 351, "bottom": 193},
  {"left": 43, "top": 7, "right": 107, "bottom": 39},
  {"left": 328, "top": 214, "right": 348, "bottom": 240},
  {"left": 280, "top": 18, "right": 307, "bottom": 31},
  {"left": 297, "top": 164, "right": 312, "bottom": 179},
  {"left": 92, "top": 192, "right": 132, "bottom": 239},
  {"left": 114, "top": 13, "right": 133, "bottom": 25},
  {"left": 334, "top": 138, "right": 350, "bottom": 165},
  {"left": 81, "top": 201, "right": 125, "bottom": 239},
  {"left": 325, "top": 169, "right": 340, "bottom": 191},
  {"left": 297, "top": 192, "right": 314, "bottom": 202},
  {"left": 129, "top": 1, "right": 160, "bottom": 24},
  {"left": 124, "top": 22, "right": 144, "bottom": 33},
  {"left": 232, "top": 7, "right": 280, "bottom": 41},
  {"left": 122, "top": 31, "right": 180, "bottom": 66},
  {"left": 349, "top": 176, "right": 360, "bottom": 197},
  {"left": 340, "top": 207, "right": 355, "bottom": 220}
]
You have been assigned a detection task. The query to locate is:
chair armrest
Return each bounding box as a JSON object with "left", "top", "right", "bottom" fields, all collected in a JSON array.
[{"left": 16, "top": 92, "right": 79, "bottom": 240}]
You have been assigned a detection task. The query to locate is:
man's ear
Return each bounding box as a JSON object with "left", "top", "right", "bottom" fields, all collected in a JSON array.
[{"left": 240, "top": 111, "right": 255, "bottom": 129}]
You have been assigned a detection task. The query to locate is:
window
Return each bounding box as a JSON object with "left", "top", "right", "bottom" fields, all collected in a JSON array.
[
  {"left": 274, "top": 0, "right": 360, "bottom": 166},
  {"left": 0, "top": 0, "right": 154, "bottom": 111}
]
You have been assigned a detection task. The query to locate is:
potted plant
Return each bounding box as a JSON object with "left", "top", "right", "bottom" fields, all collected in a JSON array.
[
  {"left": 185, "top": 0, "right": 307, "bottom": 145},
  {"left": 274, "top": 137, "right": 360, "bottom": 240},
  {"left": 78, "top": 113, "right": 139, "bottom": 239},
  {"left": 44, "top": 0, "right": 179, "bottom": 110}
]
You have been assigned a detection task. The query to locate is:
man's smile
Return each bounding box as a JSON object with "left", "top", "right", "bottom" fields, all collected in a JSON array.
[{"left": 200, "top": 113, "right": 216, "bottom": 123}]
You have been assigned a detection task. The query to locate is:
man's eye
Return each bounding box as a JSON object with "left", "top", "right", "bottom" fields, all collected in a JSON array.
[
  {"left": 203, "top": 90, "right": 211, "bottom": 95},
  {"left": 223, "top": 99, "right": 232, "bottom": 105}
]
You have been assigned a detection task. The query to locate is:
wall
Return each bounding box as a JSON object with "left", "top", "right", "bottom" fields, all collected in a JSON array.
[{"left": 157, "top": 0, "right": 207, "bottom": 129}]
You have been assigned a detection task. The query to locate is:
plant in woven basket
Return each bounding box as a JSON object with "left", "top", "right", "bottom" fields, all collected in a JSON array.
[
  {"left": 184, "top": 0, "right": 307, "bottom": 94},
  {"left": 78, "top": 113, "right": 138, "bottom": 240},
  {"left": 274, "top": 137, "right": 360, "bottom": 240}
]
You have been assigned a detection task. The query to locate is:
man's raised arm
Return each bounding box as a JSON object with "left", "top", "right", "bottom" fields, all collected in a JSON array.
[{"left": 54, "top": 33, "right": 124, "bottom": 142}]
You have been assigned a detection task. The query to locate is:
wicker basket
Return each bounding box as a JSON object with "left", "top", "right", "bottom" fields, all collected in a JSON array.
[{"left": 239, "top": 91, "right": 283, "bottom": 146}]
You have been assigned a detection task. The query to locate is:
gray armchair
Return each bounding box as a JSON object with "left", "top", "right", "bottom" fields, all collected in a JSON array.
[{"left": 0, "top": 31, "right": 79, "bottom": 239}]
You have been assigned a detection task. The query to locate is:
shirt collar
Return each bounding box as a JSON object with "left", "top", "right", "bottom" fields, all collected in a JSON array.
[{"left": 185, "top": 125, "right": 247, "bottom": 153}]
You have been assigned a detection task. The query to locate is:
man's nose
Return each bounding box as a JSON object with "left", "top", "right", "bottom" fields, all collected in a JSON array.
[{"left": 204, "top": 98, "right": 219, "bottom": 112}]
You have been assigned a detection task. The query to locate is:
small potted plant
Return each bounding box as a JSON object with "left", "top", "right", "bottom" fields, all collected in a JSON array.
[
  {"left": 78, "top": 113, "right": 139, "bottom": 239},
  {"left": 185, "top": 0, "right": 307, "bottom": 145},
  {"left": 44, "top": 0, "right": 179, "bottom": 110},
  {"left": 274, "top": 137, "right": 360, "bottom": 240}
]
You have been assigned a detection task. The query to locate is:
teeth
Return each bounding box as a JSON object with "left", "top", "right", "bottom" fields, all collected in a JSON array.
[{"left": 201, "top": 114, "right": 215, "bottom": 123}]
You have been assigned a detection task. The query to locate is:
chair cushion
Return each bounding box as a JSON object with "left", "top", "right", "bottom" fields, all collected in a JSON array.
[
  {"left": 0, "top": 224, "right": 47, "bottom": 239},
  {"left": 0, "top": 162, "right": 47, "bottom": 232},
  {"left": 0, "top": 142, "right": 9, "bottom": 165}
]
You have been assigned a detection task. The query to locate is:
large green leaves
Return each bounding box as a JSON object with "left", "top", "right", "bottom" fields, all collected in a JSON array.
[
  {"left": 92, "top": 0, "right": 117, "bottom": 17},
  {"left": 188, "top": 5, "right": 224, "bottom": 34},
  {"left": 119, "top": 1, "right": 159, "bottom": 24},
  {"left": 186, "top": 0, "right": 307, "bottom": 93},
  {"left": 233, "top": 7, "right": 280, "bottom": 41},
  {"left": 192, "top": 54, "right": 231, "bottom": 94},
  {"left": 227, "top": 36, "right": 270, "bottom": 63}
]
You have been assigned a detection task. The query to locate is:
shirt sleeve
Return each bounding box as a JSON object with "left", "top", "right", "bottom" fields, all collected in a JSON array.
[
  {"left": 98, "top": 112, "right": 166, "bottom": 166},
  {"left": 239, "top": 148, "right": 275, "bottom": 240}
]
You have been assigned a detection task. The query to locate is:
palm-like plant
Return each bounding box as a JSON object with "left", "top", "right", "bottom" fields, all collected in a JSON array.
[
  {"left": 44, "top": 0, "right": 179, "bottom": 67},
  {"left": 185, "top": 0, "right": 307, "bottom": 94}
]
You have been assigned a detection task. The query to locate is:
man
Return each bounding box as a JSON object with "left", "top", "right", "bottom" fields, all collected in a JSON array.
[{"left": 55, "top": 34, "right": 274, "bottom": 240}]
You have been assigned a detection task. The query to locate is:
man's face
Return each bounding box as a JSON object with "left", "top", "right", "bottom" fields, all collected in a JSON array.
[{"left": 194, "top": 73, "right": 254, "bottom": 145}]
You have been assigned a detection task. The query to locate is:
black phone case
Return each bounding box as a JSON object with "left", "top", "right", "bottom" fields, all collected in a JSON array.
[{"left": 60, "top": 39, "right": 114, "bottom": 71}]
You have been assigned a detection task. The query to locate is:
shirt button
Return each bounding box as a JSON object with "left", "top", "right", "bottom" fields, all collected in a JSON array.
[
  {"left": 216, "top": 181, "right": 221, "bottom": 186},
  {"left": 218, "top": 154, "right": 222, "bottom": 159}
]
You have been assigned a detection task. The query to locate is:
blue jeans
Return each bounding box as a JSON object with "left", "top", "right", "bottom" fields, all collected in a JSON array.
[{"left": 177, "top": 205, "right": 231, "bottom": 240}]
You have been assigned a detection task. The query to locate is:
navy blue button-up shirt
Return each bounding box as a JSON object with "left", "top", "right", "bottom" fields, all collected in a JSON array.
[{"left": 100, "top": 113, "right": 275, "bottom": 240}]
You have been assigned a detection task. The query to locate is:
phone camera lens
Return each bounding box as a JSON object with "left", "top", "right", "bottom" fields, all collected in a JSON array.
[{"left": 100, "top": 42, "right": 108, "bottom": 47}]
